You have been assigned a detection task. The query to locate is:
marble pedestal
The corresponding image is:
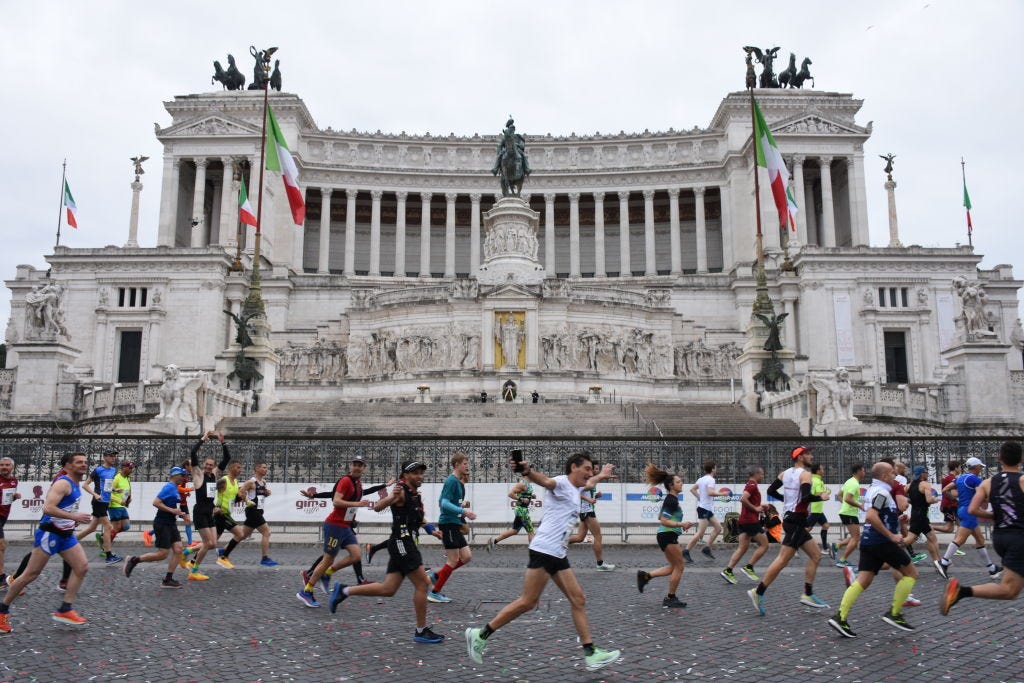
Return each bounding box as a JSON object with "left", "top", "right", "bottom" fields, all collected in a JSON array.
[
  {"left": 9, "top": 340, "right": 81, "bottom": 418},
  {"left": 214, "top": 318, "right": 279, "bottom": 411},
  {"left": 476, "top": 197, "right": 545, "bottom": 286},
  {"left": 941, "top": 341, "right": 1013, "bottom": 422}
]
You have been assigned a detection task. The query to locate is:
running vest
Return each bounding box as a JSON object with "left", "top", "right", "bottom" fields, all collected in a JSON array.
[
  {"left": 325, "top": 475, "right": 363, "bottom": 527},
  {"left": 194, "top": 472, "right": 217, "bottom": 511},
  {"left": 390, "top": 481, "right": 424, "bottom": 538},
  {"left": 580, "top": 486, "right": 597, "bottom": 514},
  {"left": 908, "top": 480, "right": 928, "bottom": 522},
  {"left": 39, "top": 474, "right": 81, "bottom": 531},
  {"left": 991, "top": 471, "right": 1024, "bottom": 531},
  {"left": 217, "top": 476, "right": 240, "bottom": 514},
  {"left": 782, "top": 466, "right": 807, "bottom": 515},
  {"left": 514, "top": 481, "right": 534, "bottom": 510},
  {"left": 246, "top": 478, "right": 269, "bottom": 510}
]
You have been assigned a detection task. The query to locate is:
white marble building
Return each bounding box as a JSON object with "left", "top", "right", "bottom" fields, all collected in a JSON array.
[{"left": 3, "top": 87, "right": 1022, "bottom": 433}]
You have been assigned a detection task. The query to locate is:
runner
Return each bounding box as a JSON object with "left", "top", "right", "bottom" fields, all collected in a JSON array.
[
  {"left": 76, "top": 448, "right": 122, "bottom": 564},
  {"left": 903, "top": 465, "right": 943, "bottom": 574},
  {"left": 177, "top": 458, "right": 196, "bottom": 546},
  {"left": 186, "top": 431, "right": 231, "bottom": 581},
  {"left": 941, "top": 441, "right": 1024, "bottom": 614},
  {"left": 0, "top": 457, "right": 21, "bottom": 586},
  {"left": 228, "top": 462, "right": 278, "bottom": 566},
  {"left": 123, "top": 466, "right": 192, "bottom": 588},
  {"left": 328, "top": 461, "right": 446, "bottom": 645},
  {"left": 746, "top": 446, "right": 829, "bottom": 615},
  {"left": 107, "top": 460, "right": 135, "bottom": 556},
  {"left": 637, "top": 463, "right": 695, "bottom": 607},
  {"left": 721, "top": 466, "right": 769, "bottom": 584},
  {"left": 827, "top": 461, "right": 917, "bottom": 637},
  {"left": 212, "top": 460, "right": 247, "bottom": 568},
  {"left": 804, "top": 463, "right": 833, "bottom": 557},
  {"left": 464, "top": 452, "right": 621, "bottom": 672},
  {"left": 937, "top": 457, "right": 1002, "bottom": 579},
  {"left": 935, "top": 460, "right": 962, "bottom": 535},
  {"left": 568, "top": 460, "right": 615, "bottom": 571},
  {"left": 486, "top": 477, "right": 537, "bottom": 550},
  {"left": 833, "top": 463, "right": 866, "bottom": 569},
  {"left": 0, "top": 452, "right": 93, "bottom": 633},
  {"left": 429, "top": 452, "right": 477, "bottom": 602},
  {"left": 683, "top": 461, "right": 727, "bottom": 562}
]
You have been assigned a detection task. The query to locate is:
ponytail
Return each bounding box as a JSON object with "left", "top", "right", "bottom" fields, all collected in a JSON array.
[{"left": 644, "top": 463, "right": 674, "bottom": 490}]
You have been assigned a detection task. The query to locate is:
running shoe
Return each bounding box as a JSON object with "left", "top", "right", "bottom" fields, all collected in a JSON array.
[
  {"left": 741, "top": 565, "right": 760, "bottom": 582},
  {"left": 142, "top": 530, "right": 154, "bottom": 547},
  {"left": 260, "top": 557, "right": 279, "bottom": 567},
  {"left": 902, "top": 594, "right": 921, "bottom": 607},
  {"left": 910, "top": 552, "right": 928, "bottom": 564},
  {"left": 584, "top": 647, "right": 621, "bottom": 672},
  {"left": 329, "top": 583, "right": 348, "bottom": 614},
  {"left": 216, "top": 557, "right": 235, "bottom": 569},
  {"left": 881, "top": 610, "right": 915, "bottom": 632},
  {"left": 52, "top": 609, "right": 87, "bottom": 627},
  {"left": 486, "top": 538, "right": 494, "bottom": 553},
  {"left": 842, "top": 565, "right": 856, "bottom": 588},
  {"left": 187, "top": 541, "right": 202, "bottom": 550},
  {"left": 701, "top": 547, "right": 715, "bottom": 560},
  {"left": 187, "top": 572, "right": 209, "bottom": 581},
  {"left": 954, "top": 549, "right": 966, "bottom": 556},
  {"left": 636, "top": 570, "right": 651, "bottom": 593},
  {"left": 296, "top": 590, "right": 320, "bottom": 608},
  {"left": 720, "top": 568, "right": 737, "bottom": 585},
  {"left": 989, "top": 565, "right": 1003, "bottom": 580},
  {"left": 465, "top": 627, "right": 488, "bottom": 664},
  {"left": 0, "top": 612, "right": 10, "bottom": 634},
  {"left": 161, "top": 578, "right": 183, "bottom": 589},
  {"left": 819, "top": 548, "right": 830, "bottom": 556},
  {"left": 682, "top": 549, "right": 693, "bottom": 563},
  {"left": 105, "top": 554, "right": 123, "bottom": 565},
  {"left": 940, "top": 577, "right": 962, "bottom": 615},
  {"left": 834, "top": 559, "right": 851, "bottom": 567},
  {"left": 413, "top": 626, "right": 445, "bottom": 644},
  {"left": 934, "top": 560, "right": 949, "bottom": 579},
  {"left": 596, "top": 562, "right": 616, "bottom": 571},
  {"left": 98, "top": 550, "right": 106, "bottom": 559},
  {"left": 94, "top": 532, "right": 104, "bottom": 549},
  {"left": 662, "top": 596, "right": 687, "bottom": 608},
  {"left": 827, "top": 613, "right": 857, "bottom": 638},
  {"left": 747, "top": 588, "right": 766, "bottom": 616},
  {"left": 829, "top": 543, "right": 838, "bottom": 560},
  {"left": 366, "top": 543, "right": 378, "bottom": 565},
  {"left": 427, "top": 590, "right": 451, "bottom": 603},
  {"left": 800, "top": 593, "right": 830, "bottom": 609},
  {"left": 123, "top": 556, "right": 140, "bottom": 578},
  {"left": 178, "top": 554, "right": 191, "bottom": 570}
]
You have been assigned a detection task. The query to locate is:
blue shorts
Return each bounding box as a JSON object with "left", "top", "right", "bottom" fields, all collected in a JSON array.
[
  {"left": 958, "top": 509, "right": 979, "bottom": 530},
  {"left": 696, "top": 507, "right": 715, "bottom": 520},
  {"left": 109, "top": 507, "right": 130, "bottom": 522},
  {"left": 323, "top": 523, "right": 358, "bottom": 557},
  {"left": 34, "top": 527, "right": 79, "bottom": 556}
]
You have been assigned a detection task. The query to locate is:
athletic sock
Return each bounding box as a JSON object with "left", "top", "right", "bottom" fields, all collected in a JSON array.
[
  {"left": 891, "top": 576, "right": 915, "bottom": 615},
  {"left": 755, "top": 583, "right": 767, "bottom": 596},
  {"left": 185, "top": 526, "right": 193, "bottom": 544},
  {"left": 582, "top": 643, "right": 595, "bottom": 656},
  {"left": 352, "top": 561, "right": 364, "bottom": 580},
  {"left": 455, "top": 558, "right": 468, "bottom": 569},
  {"left": 59, "top": 602, "right": 72, "bottom": 612},
  {"left": 61, "top": 561, "right": 72, "bottom": 582},
  {"left": 942, "top": 541, "right": 960, "bottom": 562},
  {"left": 15, "top": 553, "right": 31, "bottom": 579},
  {"left": 960, "top": 585, "right": 974, "bottom": 599},
  {"left": 433, "top": 564, "right": 455, "bottom": 592},
  {"left": 597, "top": 560, "right": 604, "bottom": 566},
  {"left": 805, "top": 583, "right": 814, "bottom": 596},
  {"left": 223, "top": 540, "right": 238, "bottom": 558},
  {"left": 838, "top": 581, "right": 864, "bottom": 619},
  {"left": 480, "top": 623, "right": 495, "bottom": 639},
  {"left": 304, "top": 582, "right": 315, "bottom": 592},
  {"left": 976, "top": 546, "right": 994, "bottom": 566},
  {"left": 164, "top": 573, "right": 173, "bottom": 581},
  {"left": 306, "top": 557, "right": 321, "bottom": 576},
  {"left": 820, "top": 530, "right": 828, "bottom": 549},
  {"left": 744, "top": 564, "right": 754, "bottom": 571},
  {"left": 342, "top": 586, "right": 351, "bottom": 597},
  {"left": 325, "top": 566, "right": 335, "bottom": 577},
  {"left": 0, "top": 603, "right": 9, "bottom": 614}
]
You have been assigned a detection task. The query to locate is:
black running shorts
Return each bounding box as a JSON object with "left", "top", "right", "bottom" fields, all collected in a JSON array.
[
  {"left": 781, "top": 514, "right": 812, "bottom": 549},
  {"left": 440, "top": 523, "right": 468, "bottom": 550},
  {"left": 153, "top": 522, "right": 181, "bottom": 550},
  {"left": 656, "top": 531, "right": 680, "bottom": 551},
  {"left": 857, "top": 541, "right": 911, "bottom": 574},
  {"left": 993, "top": 528, "right": 1024, "bottom": 577},
  {"left": 527, "top": 549, "right": 570, "bottom": 575},
  {"left": 192, "top": 507, "right": 215, "bottom": 530},
  {"left": 385, "top": 536, "right": 423, "bottom": 576}
]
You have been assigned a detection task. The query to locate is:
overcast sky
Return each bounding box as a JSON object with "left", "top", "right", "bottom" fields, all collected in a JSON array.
[{"left": 3, "top": 0, "right": 1022, "bottom": 330}]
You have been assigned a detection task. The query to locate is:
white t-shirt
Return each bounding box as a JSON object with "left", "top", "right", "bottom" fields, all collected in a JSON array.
[
  {"left": 529, "top": 475, "right": 582, "bottom": 559},
  {"left": 894, "top": 474, "right": 908, "bottom": 489},
  {"left": 695, "top": 474, "right": 716, "bottom": 509}
]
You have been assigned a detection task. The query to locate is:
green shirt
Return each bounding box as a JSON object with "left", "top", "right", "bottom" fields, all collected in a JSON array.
[
  {"left": 110, "top": 472, "right": 131, "bottom": 508},
  {"left": 810, "top": 475, "right": 826, "bottom": 514},
  {"left": 839, "top": 476, "right": 862, "bottom": 517},
  {"left": 217, "top": 476, "right": 240, "bottom": 516}
]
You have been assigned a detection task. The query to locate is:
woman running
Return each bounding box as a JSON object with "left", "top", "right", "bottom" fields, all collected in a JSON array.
[{"left": 636, "top": 463, "right": 695, "bottom": 608}]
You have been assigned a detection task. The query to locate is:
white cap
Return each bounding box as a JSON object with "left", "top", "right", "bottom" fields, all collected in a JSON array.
[{"left": 964, "top": 457, "right": 985, "bottom": 469}]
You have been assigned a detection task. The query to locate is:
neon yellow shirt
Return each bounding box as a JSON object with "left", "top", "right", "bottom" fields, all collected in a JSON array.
[
  {"left": 810, "top": 475, "right": 826, "bottom": 514},
  {"left": 217, "top": 476, "right": 240, "bottom": 515},
  {"left": 839, "top": 476, "right": 862, "bottom": 517},
  {"left": 110, "top": 473, "right": 132, "bottom": 508}
]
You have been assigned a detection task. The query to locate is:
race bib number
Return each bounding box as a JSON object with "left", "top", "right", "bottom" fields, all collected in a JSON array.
[
  {"left": 103, "top": 478, "right": 114, "bottom": 493},
  {"left": 1, "top": 488, "right": 14, "bottom": 505},
  {"left": 206, "top": 483, "right": 216, "bottom": 498},
  {"left": 344, "top": 506, "right": 358, "bottom": 521}
]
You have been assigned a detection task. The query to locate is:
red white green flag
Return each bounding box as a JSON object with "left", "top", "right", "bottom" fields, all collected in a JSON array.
[
  {"left": 63, "top": 179, "right": 78, "bottom": 228},
  {"left": 238, "top": 176, "right": 257, "bottom": 226},
  {"left": 752, "top": 96, "right": 791, "bottom": 229},
  {"left": 963, "top": 178, "right": 973, "bottom": 235},
  {"left": 785, "top": 185, "right": 798, "bottom": 232},
  {"left": 265, "top": 105, "right": 306, "bottom": 225}
]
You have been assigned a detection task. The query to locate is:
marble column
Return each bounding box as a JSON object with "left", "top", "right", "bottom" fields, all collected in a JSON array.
[
  {"left": 444, "top": 192, "right": 457, "bottom": 278},
  {"left": 568, "top": 192, "right": 581, "bottom": 277},
  {"left": 804, "top": 175, "right": 818, "bottom": 245},
  {"left": 470, "top": 193, "right": 482, "bottom": 275},
  {"left": 394, "top": 191, "right": 407, "bottom": 277},
  {"left": 344, "top": 189, "right": 357, "bottom": 276},
  {"left": 643, "top": 190, "right": 656, "bottom": 275},
  {"left": 818, "top": 156, "right": 836, "bottom": 248},
  {"left": 318, "top": 188, "right": 333, "bottom": 273},
  {"left": 216, "top": 157, "right": 235, "bottom": 247},
  {"left": 885, "top": 179, "right": 901, "bottom": 247},
  {"left": 593, "top": 192, "right": 606, "bottom": 277},
  {"left": 419, "top": 192, "right": 432, "bottom": 277},
  {"left": 369, "top": 190, "right": 383, "bottom": 276},
  {"left": 719, "top": 185, "right": 733, "bottom": 268},
  {"left": 157, "top": 156, "right": 179, "bottom": 247},
  {"left": 791, "top": 155, "right": 807, "bottom": 246},
  {"left": 618, "top": 191, "right": 631, "bottom": 276},
  {"left": 850, "top": 153, "right": 869, "bottom": 246},
  {"left": 189, "top": 158, "right": 208, "bottom": 248},
  {"left": 694, "top": 187, "right": 708, "bottom": 274},
  {"left": 127, "top": 180, "right": 143, "bottom": 248},
  {"left": 667, "top": 188, "right": 681, "bottom": 276},
  {"left": 544, "top": 193, "right": 556, "bottom": 276}
]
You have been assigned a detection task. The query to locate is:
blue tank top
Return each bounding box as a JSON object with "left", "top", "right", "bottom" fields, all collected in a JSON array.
[
  {"left": 955, "top": 473, "right": 983, "bottom": 512},
  {"left": 39, "top": 474, "right": 81, "bottom": 531}
]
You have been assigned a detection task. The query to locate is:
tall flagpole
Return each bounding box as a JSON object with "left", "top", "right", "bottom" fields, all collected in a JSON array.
[
  {"left": 243, "top": 46, "right": 276, "bottom": 318},
  {"left": 748, "top": 88, "right": 773, "bottom": 316},
  {"left": 961, "top": 157, "right": 972, "bottom": 247},
  {"left": 55, "top": 159, "right": 67, "bottom": 248}
]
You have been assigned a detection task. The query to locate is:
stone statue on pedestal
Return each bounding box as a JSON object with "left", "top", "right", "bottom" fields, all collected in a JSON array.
[
  {"left": 212, "top": 54, "right": 245, "bottom": 90},
  {"left": 953, "top": 276, "right": 997, "bottom": 340},
  {"left": 880, "top": 153, "right": 896, "bottom": 181},
  {"left": 156, "top": 364, "right": 205, "bottom": 425},
  {"left": 496, "top": 316, "right": 525, "bottom": 369},
  {"left": 491, "top": 117, "right": 531, "bottom": 197},
  {"left": 811, "top": 367, "right": 858, "bottom": 426},
  {"left": 742, "top": 46, "right": 781, "bottom": 88},
  {"left": 24, "top": 281, "right": 69, "bottom": 341}
]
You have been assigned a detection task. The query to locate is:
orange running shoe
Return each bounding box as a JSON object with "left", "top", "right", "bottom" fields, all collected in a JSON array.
[
  {"left": 52, "top": 610, "right": 88, "bottom": 627},
  {"left": 187, "top": 571, "right": 210, "bottom": 581},
  {"left": 0, "top": 612, "right": 11, "bottom": 634},
  {"left": 142, "top": 530, "right": 154, "bottom": 547}
]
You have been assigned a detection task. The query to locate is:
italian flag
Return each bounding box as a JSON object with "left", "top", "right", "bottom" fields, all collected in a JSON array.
[
  {"left": 963, "top": 178, "right": 973, "bottom": 235},
  {"left": 265, "top": 105, "right": 306, "bottom": 226},
  {"left": 785, "top": 185, "right": 799, "bottom": 232},
  {"left": 63, "top": 179, "right": 78, "bottom": 228},
  {"left": 752, "top": 96, "right": 791, "bottom": 229},
  {"left": 238, "top": 176, "right": 257, "bottom": 227}
]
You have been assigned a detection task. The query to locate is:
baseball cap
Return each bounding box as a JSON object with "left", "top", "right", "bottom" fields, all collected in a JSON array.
[
  {"left": 791, "top": 446, "right": 812, "bottom": 460},
  {"left": 169, "top": 466, "right": 188, "bottom": 476},
  {"left": 102, "top": 448, "right": 119, "bottom": 456},
  {"left": 402, "top": 461, "right": 427, "bottom": 473},
  {"left": 912, "top": 465, "right": 927, "bottom": 478},
  {"left": 121, "top": 461, "right": 136, "bottom": 469},
  {"left": 351, "top": 456, "right": 367, "bottom": 464},
  {"left": 964, "top": 457, "right": 985, "bottom": 469}
]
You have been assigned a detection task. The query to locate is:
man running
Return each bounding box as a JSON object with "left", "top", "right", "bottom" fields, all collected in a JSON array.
[
  {"left": 429, "top": 452, "right": 477, "bottom": 602},
  {"left": 937, "top": 457, "right": 1001, "bottom": 579},
  {"left": 228, "top": 462, "right": 278, "bottom": 566},
  {"left": 123, "top": 467, "right": 192, "bottom": 588},
  {"left": 568, "top": 463, "right": 615, "bottom": 571},
  {"left": 328, "top": 461, "right": 445, "bottom": 645},
  {"left": 465, "top": 452, "right": 621, "bottom": 672},
  {"left": 833, "top": 463, "right": 866, "bottom": 568},
  {"left": 936, "top": 460, "right": 961, "bottom": 535},
  {"left": 747, "top": 446, "right": 829, "bottom": 615},
  {"left": 212, "top": 461, "right": 247, "bottom": 568},
  {"left": 903, "top": 465, "right": 943, "bottom": 574},
  {"left": 804, "top": 464, "right": 833, "bottom": 557},
  {"left": 0, "top": 457, "right": 21, "bottom": 585},
  {"left": 683, "top": 461, "right": 727, "bottom": 562},
  {"left": 107, "top": 460, "right": 135, "bottom": 556},
  {"left": 942, "top": 441, "right": 1024, "bottom": 614},
  {"left": 486, "top": 477, "right": 536, "bottom": 550},
  {"left": 827, "top": 461, "right": 917, "bottom": 637},
  {"left": 77, "top": 448, "right": 122, "bottom": 565},
  {"left": 0, "top": 452, "right": 92, "bottom": 633},
  {"left": 186, "top": 431, "right": 231, "bottom": 581},
  {"left": 722, "top": 466, "right": 769, "bottom": 584}
]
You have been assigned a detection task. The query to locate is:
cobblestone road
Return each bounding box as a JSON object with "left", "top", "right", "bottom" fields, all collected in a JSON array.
[{"left": 0, "top": 540, "right": 1020, "bottom": 682}]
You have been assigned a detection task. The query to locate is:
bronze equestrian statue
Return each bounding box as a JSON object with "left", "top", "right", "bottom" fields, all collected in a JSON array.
[
  {"left": 269, "top": 59, "right": 282, "bottom": 92},
  {"left": 791, "top": 57, "right": 814, "bottom": 89},
  {"left": 212, "top": 54, "right": 245, "bottom": 90},
  {"left": 743, "top": 46, "right": 781, "bottom": 88},
  {"left": 491, "top": 117, "right": 531, "bottom": 197},
  {"left": 778, "top": 53, "right": 797, "bottom": 88}
]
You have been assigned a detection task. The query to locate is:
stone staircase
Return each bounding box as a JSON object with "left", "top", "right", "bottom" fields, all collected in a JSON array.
[{"left": 219, "top": 401, "right": 801, "bottom": 439}]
